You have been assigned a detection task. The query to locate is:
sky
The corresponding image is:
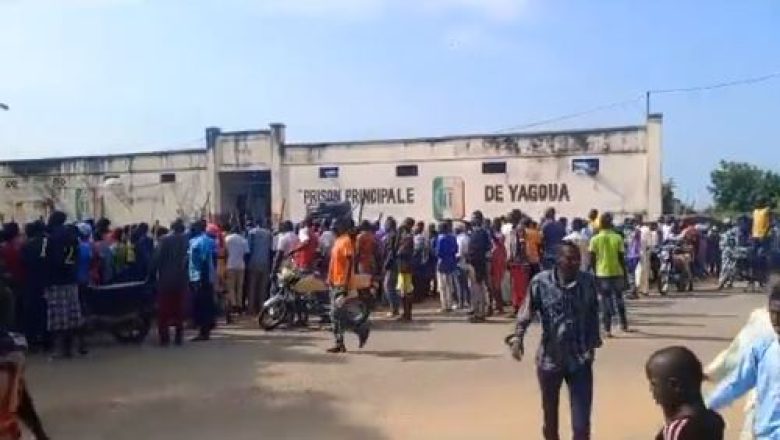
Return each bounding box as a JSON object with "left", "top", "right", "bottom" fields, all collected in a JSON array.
[{"left": 0, "top": 0, "right": 779, "bottom": 207}]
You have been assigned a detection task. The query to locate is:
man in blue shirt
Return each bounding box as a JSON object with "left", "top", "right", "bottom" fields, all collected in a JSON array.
[
  {"left": 510, "top": 241, "right": 602, "bottom": 440},
  {"left": 247, "top": 220, "right": 272, "bottom": 314},
  {"left": 188, "top": 220, "right": 217, "bottom": 341},
  {"left": 435, "top": 221, "right": 458, "bottom": 313},
  {"left": 541, "top": 208, "right": 566, "bottom": 270},
  {"left": 707, "top": 284, "right": 780, "bottom": 439}
]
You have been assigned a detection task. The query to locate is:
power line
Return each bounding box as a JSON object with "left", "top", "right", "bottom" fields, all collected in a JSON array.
[
  {"left": 649, "top": 71, "right": 780, "bottom": 95},
  {"left": 495, "top": 95, "right": 644, "bottom": 133},
  {"left": 495, "top": 70, "right": 780, "bottom": 132}
]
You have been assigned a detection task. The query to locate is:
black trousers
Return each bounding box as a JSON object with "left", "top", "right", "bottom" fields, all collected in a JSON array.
[{"left": 537, "top": 362, "right": 593, "bottom": 440}]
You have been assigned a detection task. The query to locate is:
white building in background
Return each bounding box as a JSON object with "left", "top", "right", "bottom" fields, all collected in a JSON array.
[{"left": 0, "top": 115, "right": 663, "bottom": 226}]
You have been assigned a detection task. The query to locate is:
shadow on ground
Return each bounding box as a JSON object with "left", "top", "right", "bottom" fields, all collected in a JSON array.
[
  {"left": 623, "top": 329, "right": 732, "bottom": 343},
  {"left": 355, "top": 349, "right": 499, "bottom": 362},
  {"left": 27, "top": 331, "right": 387, "bottom": 440}
]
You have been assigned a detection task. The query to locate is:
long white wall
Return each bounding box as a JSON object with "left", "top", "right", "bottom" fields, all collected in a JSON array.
[
  {"left": 0, "top": 118, "right": 662, "bottom": 226},
  {"left": 284, "top": 152, "right": 650, "bottom": 222},
  {"left": 0, "top": 151, "right": 210, "bottom": 226},
  {"left": 281, "top": 117, "right": 662, "bottom": 223}
]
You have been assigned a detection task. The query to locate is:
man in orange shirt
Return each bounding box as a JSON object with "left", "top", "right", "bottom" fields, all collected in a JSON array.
[
  {"left": 326, "top": 218, "right": 371, "bottom": 354},
  {"left": 523, "top": 218, "right": 542, "bottom": 280}
]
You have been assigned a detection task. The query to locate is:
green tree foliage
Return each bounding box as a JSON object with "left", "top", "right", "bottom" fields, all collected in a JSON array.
[{"left": 709, "top": 161, "right": 780, "bottom": 212}]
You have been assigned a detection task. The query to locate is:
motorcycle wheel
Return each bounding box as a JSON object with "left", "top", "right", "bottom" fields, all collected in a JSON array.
[
  {"left": 259, "top": 301, "right": 288, "bottom": 331},
  {"left": 111, "top": 315, "right": 151, "bottom": 344},
  {"left": 658, "top": 273, "right": 670, "bottom": 296}
]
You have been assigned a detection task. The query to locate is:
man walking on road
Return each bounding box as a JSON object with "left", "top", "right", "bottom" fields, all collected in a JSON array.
[
  {"left": 510, "top": 241, "right": 602, "bottom": 440},
  {"left": 589, "top": 213, "right": 630, "bottom": 337},
  {"left": 326, "top": 218, "right": 370, "bottom": 353}
]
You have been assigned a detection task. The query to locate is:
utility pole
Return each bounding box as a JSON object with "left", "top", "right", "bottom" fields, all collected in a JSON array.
[{"left": 645, "top": 91, "right": 650, "bottom": 117}]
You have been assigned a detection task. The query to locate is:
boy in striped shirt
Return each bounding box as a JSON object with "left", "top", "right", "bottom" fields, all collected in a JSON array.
[{"left": 647, "top": 346, "right": 724, "bottom": 440}]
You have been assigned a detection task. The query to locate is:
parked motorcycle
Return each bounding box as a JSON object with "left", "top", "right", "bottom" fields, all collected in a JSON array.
[
  {"left": 259, "top": 267, "right": 373, "bottom": 331},
  {"left": 657, "top": 242, "right": 693, "bottom": 295}
]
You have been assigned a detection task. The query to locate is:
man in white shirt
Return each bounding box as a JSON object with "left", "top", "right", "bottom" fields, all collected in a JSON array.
[
  {"left": 635, "top": 220, "right": 660, "bottom": 296},
  {"left": 454, "top": 223, "right": 471, "bottom": 309},
  {"left": 456, "top": 223, "right": 470, "bottom": 263},
  {"left": 318, "top": 218, "right": 336, "bottom": 271},
  {"left": 224, "top": 225, "right": 249, "bottom": 322},
  {"left": 564, "top": 218, "right": 590, "bottom": 271},
  {"left": 273, "top": 221, "right": 299, "bottom": 273},
  {"left": 661, "top": 216, "right": 674, "bottom": 242}
]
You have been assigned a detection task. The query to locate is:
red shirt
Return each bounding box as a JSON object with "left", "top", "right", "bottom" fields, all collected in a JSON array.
[
  {"left": 0, "top": 239, "right": 25, "bottom": 284},
  {"left": 295, "top": 227, "right": 319, "bottom": 270}
]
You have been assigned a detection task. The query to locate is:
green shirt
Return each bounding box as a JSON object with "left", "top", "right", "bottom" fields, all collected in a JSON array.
[{"left": 588, "top": 229, "right": 625, "bottom": 278}]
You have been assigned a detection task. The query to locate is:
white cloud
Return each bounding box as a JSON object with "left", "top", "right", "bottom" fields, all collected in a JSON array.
[
  {"left": 421, "top": 0, "right": 527, "bottom": 22},
  {"left": 246, "top": 0, "right": 385, "bottom": 19},
  {"left": 242, "top": 0, "right": 528, "bottom": 22}
]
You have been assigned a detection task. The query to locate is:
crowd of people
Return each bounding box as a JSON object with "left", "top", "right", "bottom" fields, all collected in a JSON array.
[
  {"left": 1, "top": 201, "right": 776, "bottom": 354},
  {"left": 1, "top": 200, "right": 780, "bottom": 439}
]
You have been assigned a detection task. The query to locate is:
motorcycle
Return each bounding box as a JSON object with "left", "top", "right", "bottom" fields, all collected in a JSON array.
[
  {"left": 657, "top": 242, "right": 693, "bottom": 295},
  {"left": 718, "top": 246, "right": 760, "bottom": 291},
  {"left": 259, "top": 267, "right": 374, "bottom": 331}
]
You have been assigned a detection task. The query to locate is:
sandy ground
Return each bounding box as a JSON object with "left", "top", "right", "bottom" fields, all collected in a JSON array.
[{"left": 25, "top": 287, "right": 764, "bottom": 440}]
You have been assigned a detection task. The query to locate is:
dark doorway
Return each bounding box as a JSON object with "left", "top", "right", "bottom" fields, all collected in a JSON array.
[{"left": 219, "top": 171, "right": 271, "bottom": 226}]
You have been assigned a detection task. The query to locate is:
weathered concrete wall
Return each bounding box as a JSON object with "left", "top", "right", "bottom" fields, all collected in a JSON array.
[
  {"left": 282, "top": 124, "right": 660, "bottom": 222},
  {"left": 283, "top": 126, "right": 644, "bottom": 165},
  {"left": 216, "top": 130, "right": 273, "bottom": 172},
  {"left": 0, "top": 151, "right": 209, "bottom": 225},
  {"left": 0, "top": 119, "right": 662, "bottom": 227}
]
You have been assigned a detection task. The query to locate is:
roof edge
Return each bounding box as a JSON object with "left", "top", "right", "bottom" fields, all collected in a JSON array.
[{"left": 287, "top": 124, "right": 646, "bottom": 148}]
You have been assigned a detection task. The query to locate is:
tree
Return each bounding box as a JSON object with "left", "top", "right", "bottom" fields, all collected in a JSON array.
[
  {"left": 662, "top": 179, "right": 695, "bottom": 215},
  {"left": 709, "top": 161, "right": 780, "bottom": 213}
]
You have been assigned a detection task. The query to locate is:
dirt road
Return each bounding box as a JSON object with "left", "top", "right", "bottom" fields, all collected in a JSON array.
[{"left": 27, "top": 289, "right": 762, "bottom": 439}]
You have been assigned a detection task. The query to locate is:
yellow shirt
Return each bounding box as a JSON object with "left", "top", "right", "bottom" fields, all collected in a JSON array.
[
  {"left": 752, "top": 207, "right": 771, "bottom": 238},
  {"left": 590, "top": 218, "right": 601, "bottom": 233},
  {"left": 589, "top": 229, "right": 625, "bottom": 278}
]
